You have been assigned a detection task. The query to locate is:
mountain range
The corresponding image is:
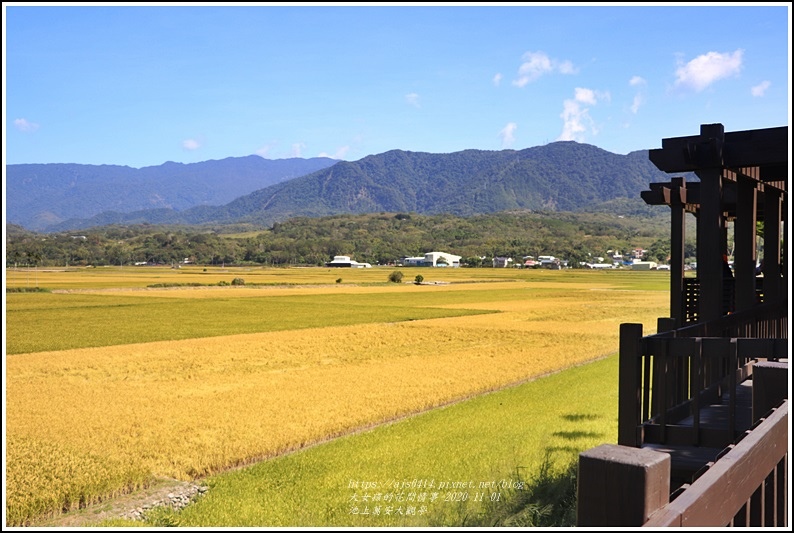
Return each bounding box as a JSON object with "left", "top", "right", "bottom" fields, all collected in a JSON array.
[
  {"left": 6, "top": 141, "right": 684, "bottom": 233},
  {"left": 5, "top": 156, "right": 338, "bottom": 231}
]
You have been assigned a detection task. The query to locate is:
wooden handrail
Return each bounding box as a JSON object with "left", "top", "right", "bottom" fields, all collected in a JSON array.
[
  {"left": 619, "top": 320, "right": 788, "bottom": 450},
  {"left": 673, "top": 300, "right": 787, "bottom": 338},
  {"left": 643, "top": 401, "right": 788, "bottom": 527}
]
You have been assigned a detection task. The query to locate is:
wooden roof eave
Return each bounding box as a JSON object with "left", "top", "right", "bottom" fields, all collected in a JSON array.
[
  {"left": 648, "top": 125, "right": 788, "bottom": 174},
  {"left": 642, "top": 124, "right": 788, "bottom": 223},
  {"left": 641, "top": 182, "right": 764, "bottom": 220}
]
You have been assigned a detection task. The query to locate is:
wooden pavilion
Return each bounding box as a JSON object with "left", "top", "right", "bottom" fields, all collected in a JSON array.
[
  {"left": 576, "top": 124, "right": 789, "bottom": 527},
  {"left": 644, "top": 123, "right": 787, "bottom": 326}
]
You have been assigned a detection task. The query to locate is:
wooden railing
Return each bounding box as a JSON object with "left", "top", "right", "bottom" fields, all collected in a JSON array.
[
  {"left": 643, "top": 401, "right": 788, "bottom": 527},
  {"left": 616, "top": 301, "right": 787, "bottom": 452},
  {"left": 682, "top": 277, "right": 736, "bottom": 322},
  {"left": 682, "top": 277, "right": 774, "bottom": 325},
  {"left": 577, "top": 300, "right": 788, "bottom": 526},
  {"left": 578, "top": 401, "right": 788, "bottom": 526},
  {"left": 675, "top": 300, "right": 787, "bottom": 339},
  {"left": 617, "top": 323, "right": 788, "bottom": 450}
]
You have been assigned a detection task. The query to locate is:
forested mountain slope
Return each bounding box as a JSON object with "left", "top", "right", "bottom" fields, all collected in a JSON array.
[{"left": 39, "top": 141, "right": 683, "bottom": 232}]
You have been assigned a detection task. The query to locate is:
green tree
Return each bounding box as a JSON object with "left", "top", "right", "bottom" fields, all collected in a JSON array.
[{"left": 646, "top": 238, "right": 671, "bottom": 263}]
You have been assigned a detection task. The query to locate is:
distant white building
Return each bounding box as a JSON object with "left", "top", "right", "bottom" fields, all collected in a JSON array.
[
  {"left": 587, "top": 263, "right": 614, "bottom": 269},
  {"left": 325, "top": 255, "right": 372, "bottom": 268},
  {"left": 631, "top": 261, "right": 658, "bottom": 271},
  {"left": 402, "top": 252, "right": 461, "bottom": 267}
]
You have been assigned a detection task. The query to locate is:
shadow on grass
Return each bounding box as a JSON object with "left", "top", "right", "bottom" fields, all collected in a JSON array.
[
  {"left": 552, "top": 430, "right": 603, "bottom": 440},
  {"left": 560, "top": 413, "right": 600, "bottom": 422},
  {"left": 460, "top": 452, "right": 578, "bottom": 527}
]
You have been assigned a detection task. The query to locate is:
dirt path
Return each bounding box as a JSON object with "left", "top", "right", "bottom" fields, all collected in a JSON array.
[{"left": 29, "top": 478, "right": 205, "bottom": 527}]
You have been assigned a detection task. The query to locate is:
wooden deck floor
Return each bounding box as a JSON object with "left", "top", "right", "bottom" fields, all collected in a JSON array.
[
  {"left": 641, "top": 379, "right": 755, "bottom": 488},
  {"left": 679, "top": 379, "right": 754, "bottom": 430}
]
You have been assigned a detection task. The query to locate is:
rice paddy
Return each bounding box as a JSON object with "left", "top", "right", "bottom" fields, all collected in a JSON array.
[{"left": 4, "top": 266, "right": 670, "bottom": 526}]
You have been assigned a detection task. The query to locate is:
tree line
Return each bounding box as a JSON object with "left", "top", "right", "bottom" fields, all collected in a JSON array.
[{"left": 5, "top": 210, "right": 687, "bottom": 269}]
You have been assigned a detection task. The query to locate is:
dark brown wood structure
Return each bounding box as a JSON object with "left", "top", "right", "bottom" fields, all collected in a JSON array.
[{"left": 576, "top": 124, "right": 789, "bottom": 527}]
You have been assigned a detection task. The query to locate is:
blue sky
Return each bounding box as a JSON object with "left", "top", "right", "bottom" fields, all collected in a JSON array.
[{"left": 3, "top": 2, "right": 791, "bottom": 168}]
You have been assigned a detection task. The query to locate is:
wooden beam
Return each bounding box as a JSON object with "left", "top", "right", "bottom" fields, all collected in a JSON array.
[
  {"left": 759, "top": 163, "right": 788, "bottom": 183},
  {"left": 643, "top": 181, "right": 698, "bottom": 206},
  {"left": 721, "top": 126, "right": 789, "bottom": 169},
  {"left": 649, "top": 125, "right": 788, "bottom": 173}
]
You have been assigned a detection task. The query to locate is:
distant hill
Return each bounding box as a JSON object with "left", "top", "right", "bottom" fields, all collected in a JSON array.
[
  {"left": 5, "top": 156, "right": 338, "bottom": 231},
  {"left": 16, "top": 142, "right": 689, "bottom": 233}
]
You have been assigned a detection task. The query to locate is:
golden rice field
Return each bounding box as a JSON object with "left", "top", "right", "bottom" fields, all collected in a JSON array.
[{"left": 4, "top": 266, "right": 670, "bottom": 526}]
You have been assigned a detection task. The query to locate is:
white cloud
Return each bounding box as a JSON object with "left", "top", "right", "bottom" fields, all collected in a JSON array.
[
  {"left": 512, "top": 51, "right": 576, "bottom": 88},
  {"left": 629, "top": 76, "right": 646, "bottom": 114},
  {"left": 558, "top": 99, "right": 588, "bottom": 141},
  {"left": 630, "top": 93, "right": 645, "bottom": 114},
  {"left": 318, "top": 145, "right": 350, "bottom": 160},
  {"left": 405, "top": 93, "right": 420, "bottom": 108},
  {"left": 575, "top": 88, "right": 610, "bottom": 105},
  {"left": 493, "top": 73, "right": 503, "bottom": 87},
  {"left": 557, "top": 60, "right": 576, "bottom": 75},
  {"left": 182, "top": 139, "right": 200, "bottom": 150},
  {"left": 751, "top": 80, "right": 771, "bottom": 97},
  {"left": 291, "top": 143, "right": 305, "bottom": 158},
  {"left": 557, "top": 87, "right": 607, "bottom": 143},
  {"left": 674, "top": 50, "right": 743, "bottom": 92},
  {"left": 574, "top": 87, "right": 597, "bottom": 105},
  {"left": 498, "top": 122, "right": 517, "bottom": 148},
  {"left": 513, "top": 51, "right": 552, "bottom": 87},
  {"left": 255, "top": 143, "right": 276, "bottom": 157},
  {"left": 14, "top": 118, "right": 39, "bottom": 132}
]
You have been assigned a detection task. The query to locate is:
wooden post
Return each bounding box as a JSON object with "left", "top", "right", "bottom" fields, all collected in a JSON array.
[
  {"left": 656, "top": 318, "right": 685, "bottom": 405},
  {"left": 774, "top": 460, "right": 786, "bottom": 526},
  {"left": 694, "top": 124, "right": 726, "bottom": 323},
  {"left": 695, "top": 166, "right": 724, "bottom": 323},
  {"left": 728, "top": 339, "right": 738, "bottom": 439},
  {"left": 577, "top": 444, "right": 671, "bottom": 526},
  {"left": 669, "top": 177, "right": 686, "bottom": 327},
  {"left": 657, "top": 317, "right": 676, "bottom": 334},
  {"left": 691, "top": 338, "right": 703, "bottom": 446},
  {"left": 762, "top": 188, "right": 782, "bottom": 304},
  {"left": 735, "top": 173, "right": 758, "bottom": 311},
  {"left": 752, "top": 361, "right": 788, "bottom": 422},
  {"left": 619, "top": 323, "right": 643, "bottom": 447}
]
